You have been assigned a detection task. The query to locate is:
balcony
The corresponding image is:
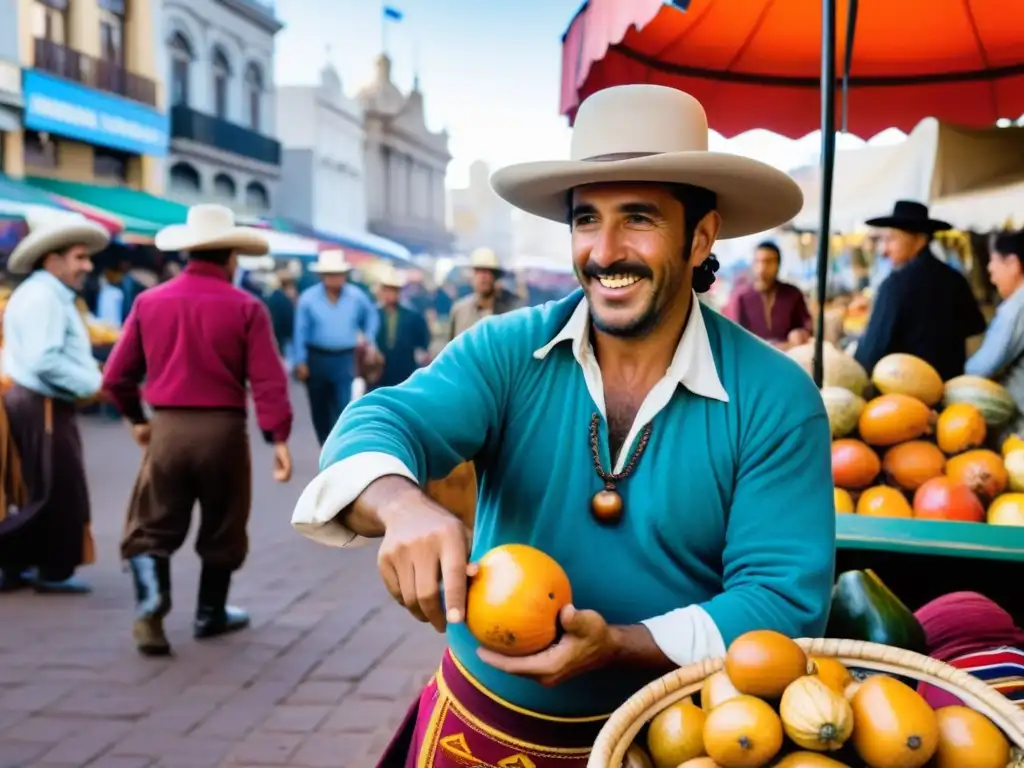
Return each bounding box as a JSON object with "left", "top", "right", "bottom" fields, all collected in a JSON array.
[
  {"left": 33, "top": 38, "right": 157, "bottom": 107},
  {"left": 170, "top": 104, "right": 281, "bottom": 166}
]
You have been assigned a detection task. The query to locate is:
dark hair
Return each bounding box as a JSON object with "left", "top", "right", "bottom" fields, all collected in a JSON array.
[
  {"left": 187, "top": 247, "right": 233, "bottom": 265},
  {"left": 755, "top": 240, "right": 782, "bottom": 261},
  {"left": 992, "top": 230, "right": 1024, "bottom": 261}
]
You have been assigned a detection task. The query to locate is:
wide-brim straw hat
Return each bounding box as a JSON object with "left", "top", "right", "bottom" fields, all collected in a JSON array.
[
  {"left": 468, "top": 247, "right": 505, "bottom": 274},
  {"left": 309, "top": 249, "right": 353, "bottom": 274},
  {"left": 864, "top": 200, "right": 953, "bottom": 234},
  {"left": 155, "top": 203, "right": 269, "bottom": 256},
  {"left": 376, "top": 265, "right": 406, "bottom": 288},
  {"left": 7, "top": 211, "right": 111, "bottom": 275},
  {"left": 490, "top": 84, "right": 803, "bottom": 239}
]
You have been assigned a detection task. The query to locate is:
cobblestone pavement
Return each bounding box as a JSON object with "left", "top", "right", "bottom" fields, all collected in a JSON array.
[{"left": 0, "top": 388, "right": 445, "bottom": 768}]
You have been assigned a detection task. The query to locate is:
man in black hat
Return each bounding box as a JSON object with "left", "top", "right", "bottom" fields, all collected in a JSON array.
[{"left": 854, "top": 200, "right": 986, "bottom": 380}]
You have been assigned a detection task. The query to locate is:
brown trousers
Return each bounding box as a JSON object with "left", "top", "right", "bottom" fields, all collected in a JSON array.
[{"left": 121, "top": 409, "right": 251, "bottom": 570}]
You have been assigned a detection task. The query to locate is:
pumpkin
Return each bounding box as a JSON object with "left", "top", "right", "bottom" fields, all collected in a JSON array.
[
  {"left": 912, "top": 476, "right": 985, "bottom": 523},
  {"left": 856, "top": 486, "right": 913, "bottom": 518},
  {"left": 850, "top": 675, "right": 939, "bottom": 768},
  {"left": 623, "top": 745, "right": 655, "bottom": 768},
  {"left": 943, "top": 375, "right": 1017, "bottom": 426},
  {"left": 725, "top": 630, "right": 809, "bottom": 700},
  {"left": 647, "top": 699, "right": 707, "bottom": 768},
  {"left": 871, "top": 353, "right": 944, "bottom": 406},
  {"left": 932, "top": 705, "right": 1010, "bottom": 768},
  {"left": 988, "top": 493, "right": 1024, "bottom": 526},
  {"left": 881, "top": 441, "right": 945, "bottom": 491},
  {"left": 701, "top": 670, "right": 743, "bottom": 712},
  {"left": 1004, "top": 449, "right": 1024, "bottom": 492},
  {"left": 833, "top": 488, "right": 854, "bottom": 515},
  {"left": 945, "top": 449, "right": 1008, "bottom": 502},
  {"left": 1002, "top": 434, "right": 1024, "bottom": 457},
  {"left": 788, "top": 341, "right": 869, "bottom": 396},
  {"left": 820, "top": 387, "right": 866, "bottom": 438},
  {"left": 703, "top": 695, "right": 783, "bottom": 768},
  {"left": 831, "top": 439, "right": 881, "bottom": 489},
  {"left": 935, "top": 403, "right": 987, "bottom": 455},
  {"left": 809, "top": 657, "right": 853, "bottom": 696},
  {"left": 779, "top": 676, "right": 853, "bottom": 752},
  {"left": 772, "top": 753, "right": 850, "bottom": 767},
  {"left": 465, "top": 544, "right": 572, "bottom": 656},
  {"left": 858, "top": 394, "right": 933, "bottom": 447}
]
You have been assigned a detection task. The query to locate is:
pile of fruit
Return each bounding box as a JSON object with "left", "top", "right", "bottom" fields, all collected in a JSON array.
[
  {"left": 788, "top": 343, "right": 1024, "bottom": 526},
  {"left": 625, "top": 629, "right": 1016, "bottom": 768}
]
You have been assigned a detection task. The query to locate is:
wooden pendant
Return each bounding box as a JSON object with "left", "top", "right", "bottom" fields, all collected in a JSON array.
[{"left": 591, "top": 487, "right": 624, "bottom": 525}]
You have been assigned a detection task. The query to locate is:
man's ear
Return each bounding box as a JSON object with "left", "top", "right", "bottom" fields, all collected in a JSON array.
[{"left": 688, "top": 210, "right": 722, "bottom": 268}]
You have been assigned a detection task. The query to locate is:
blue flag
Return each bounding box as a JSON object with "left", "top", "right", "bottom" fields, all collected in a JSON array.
[{"left": 384, "top": 5, "right": 403, "bottom": 21}]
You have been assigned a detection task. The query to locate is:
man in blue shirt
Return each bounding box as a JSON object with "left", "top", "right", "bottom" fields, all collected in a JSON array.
[{"left": 293, "top": 250, "right": 381, "bottom": 445}]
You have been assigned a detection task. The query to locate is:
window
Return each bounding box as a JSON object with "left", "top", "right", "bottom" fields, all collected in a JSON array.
[
  {"left": 23, "top": 131, "right": 59, "bottom": 169},
  {"left": 169, "top": 32, "right": 193, "bottom": 106},
  {"left": 244, "top": 63, "right": 263, "bottom": 132},
  {"left": 98, "top": 2, "right": 124, "bottom": 65},
  {"left": 213, "top": 173, "right": 236, "bottom": 201},
  {"left": 212, "top": 47, "right": 231, "bottom": 119},
  {"left": 245, "top": 181, "right": 269, "bottom": 211},
  {"left": 32, "top": 0, "right": 67, "bottom": 45},
  {"left": 169, "top": 162, "right": 201, "bottom": 194},
  {"left": 94, "top": 147, "right": 129, "bottom": 181}
]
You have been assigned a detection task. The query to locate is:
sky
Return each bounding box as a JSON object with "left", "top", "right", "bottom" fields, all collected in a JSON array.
[{"left": 272, "top": 0, "right": 907, "bottom": 190}]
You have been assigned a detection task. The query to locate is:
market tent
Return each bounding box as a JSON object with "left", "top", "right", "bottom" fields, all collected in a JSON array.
[
  {"left": 931, "top": 174, "right": 1024, "bottom": 232},
  {"left": 263, "top": 216, "right": 414, "bottom": 266},
  {"left": 0, "top": 173, "right": 71, "bottom": 218}
]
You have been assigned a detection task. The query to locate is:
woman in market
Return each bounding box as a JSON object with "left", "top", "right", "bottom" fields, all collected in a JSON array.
[
  {"left": 964, "top": 229, "right": 1024, "bottom": 438},
  {"left": 915, "top": 591, "right": 1024, "bottom": 710}
]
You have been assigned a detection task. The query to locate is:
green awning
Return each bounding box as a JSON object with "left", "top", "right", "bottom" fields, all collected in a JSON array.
[
  {"left": 26, "top": 177, "right": 190, "bottom": 236},
  {"left": 0, "top": 172, "right": 66, "bottom": 216}
]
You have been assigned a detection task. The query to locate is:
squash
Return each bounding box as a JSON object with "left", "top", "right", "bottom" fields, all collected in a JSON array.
[
  {"left": 912, "top": 476, "right": 985, "bottom": 523},
  {"left": 809, "top": 657, "right": 853, "bottom": 696},
  {"left": 677, "top": 759, "right": 722, "bottom": 768},
  {"left": 831, "top": 439, "right": 881, "bottom": 490},
  {"left": 945, "top": 449, "right": 1008, "bottom": 502},
  {"left": 850, "top": 675, "right": 939, "bottom": 768},
  {"left": 623, "top": 744, "right": 655, "bottom": 768},
  {"left": 858, "top": 394, "right": 933, "bottom": 447},
  {"left": 855, "top": 486, "right": 912, "bottom": 518},
  {"left": 988, "top": 493, "right": 1024, "bottom": 526},
  {"left": 935, "top": 403, "right": 987, "bottom": 455},
  {"left": 833, "top": 488, "right": 854, "bottom": 515},
  {"left": 1002, "top": 434, "right": 1024, "bottom": 457},
  {"left": 1004, "top": 448, "right": 1024, "bottom": 492},
  {"left": 725, "top": 630, "right": 809, "bottom": 699},
  {"left": 932, "top": 705, "right": 1010, "bottom": 768},
  {"left": 701, "top": 670, "right": 743, "bottom": 712},
  {"left": 788, "top": 341, "right": 869, "bottom": 396},
  {"left": 703, "top": 695, "right": 783, "bottom": 768},
  {"left": 871, "top": 353, "right": 944, "bottom": 406},
  {"left": 881, "top": 441, "right": 945, "bottom": 491},
  {"left": 647, "top": 698, "right": 707, "bottom": 768},
  {"left": 943, "top": 375, "right": 1017, "bottom": 426},
  {"left": 820, "top": 387, "right": 865, "bottom": 438},
  {"left": 779, "top": 676, "right": 853, "bottom": 752},
  {"left": 772, "top": 752, "right": 850, "bottom": 767},
  {"left": 825, "top": 570, "right": 927, "bottom": 654}
]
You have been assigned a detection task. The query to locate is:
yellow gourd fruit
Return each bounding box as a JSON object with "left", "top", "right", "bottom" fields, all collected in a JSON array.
[
  {"left": 646, "top": 698, "right": 706, "bottom": 768},
  {"left": 700, "top": 670, "right": 742, "bottom": 712},
  {"left": 850, "top": 675, "right": 939, "bottom": 768},
  {"left": 779, "top": 676, "right": 854, "bottom": 752},
  {"left": 932, "top": 705, "right": 1010, "bottom": 768},
  {"left": 809, "top": 657, "right": 853, "bottom": 696},
  {"left": 703, "top": 695, "right": 783, "bottom": 768}
]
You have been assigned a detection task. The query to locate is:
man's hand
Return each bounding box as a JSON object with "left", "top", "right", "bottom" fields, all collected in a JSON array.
[
  {"left": 131, "top": 423, "right": 151, "bottom": 447},
  {"left": 788, "top": 328, "right": 811, "bottom": 347},
  {"left": 376, "top": 490, "right": 469, "bottom": 633},
  {"left": 294, "top": 363, "right": 309, "bottom": 382},
  {"left": 476, "top": 604, "right": 618, "bottom": 687},
  {"left": 272, "top": 443, "right": 292, "bottom": 483}
]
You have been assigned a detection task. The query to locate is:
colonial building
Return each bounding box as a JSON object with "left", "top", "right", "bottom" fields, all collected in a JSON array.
[
  {"left": 357, "top": 54, "right": 453, "bottom": 255},
  {"left": 276, "top": 61, "right": 367, "bottom": 235},
  {"left": 448, "top": 159, "right": 514, "bottom": 259},
  {"left": 162, "top": 0, "right": 281, "bottom": 215},
  {"left": 0, "top": 0, "right": 22, "bottom": 172}
]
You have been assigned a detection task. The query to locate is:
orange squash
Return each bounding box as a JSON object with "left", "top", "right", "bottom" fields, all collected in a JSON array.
[
  {"left": 623, "top": 745, "right": 655, "bottom": 768},
  {"left": 702, "top": 695, "right": 783, "bottom": 768},
  {"left": 856, "top": 486, "right": 913, "bottom": 518},
  {"left": 809, "top": 657, "right": 853, "bottom": 696},
  {"left": 647, "top": 698, "right": 707, "bottom": 768},
  {"left": 831, "top": 439, "right": 880, "bottom": 490},
  {"left": 936, "top": 403, "right": 987, "bottom": 455},
  {"left": 701, "top": 670, "right": 742, "bottom": 712},
  {"left": 912, "top": 476, "right": 985, "bottom": 523},
  {"left": 465, "top": 544, "right": 572, "bottom": 656},
  {"left": 833, "top": 488, "right": 854, "bottom": 514},
  {"left": 933, "top": 706, "right": 1010, "bottom": 768},
  {"left": 881, "top": 441, "right": 946, "bottom": 491},
  {"left": 725, "top": 630, "right": 809, "bottom": 700},
  {"left": 945, "top": 449, "right": 1008, "bottom": 502},
  {"left": 850, "top": 675, "right": 939, "bottom": 768},
  {"left": 677, "top": 759, "right": 722, "bottom": 768},
  {"left": 772, "top": 753, "right": 850, "bottom": 767},
  {"left": 858, "top": 394, "right": 933, "bottom": 447},
  {"left": 1001, "top": 434, "right": 1024, "bottom": 457}
]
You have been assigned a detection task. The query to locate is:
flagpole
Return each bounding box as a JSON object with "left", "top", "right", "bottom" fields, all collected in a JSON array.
[{"left": 381, "top": 1, "right": 388, "bottom": 55}]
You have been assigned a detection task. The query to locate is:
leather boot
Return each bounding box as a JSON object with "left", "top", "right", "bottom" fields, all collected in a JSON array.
[
  {"left": 128, "top": 555, "right": 172, "bottom": 657},
  {"left": 193, "top": 565, "right": 249, "bottom": 639}
]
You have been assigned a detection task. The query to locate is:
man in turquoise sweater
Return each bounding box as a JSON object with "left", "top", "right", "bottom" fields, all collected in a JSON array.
[{"left": 292, "top": 84, "right": 835, "bottom": 767}]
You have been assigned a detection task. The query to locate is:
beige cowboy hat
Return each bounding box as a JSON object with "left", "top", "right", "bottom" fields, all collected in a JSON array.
[
  {"left": 155, "top": 203, "right": 269, "bottom": 255},
  {"left": 7, "top": 211, "right": 110, "bottom": 275},
  {"left": 468, "top": 247, "right": 505, "bottom": 274},
  {"left": 309, "top": 249, "right": 353, "bottom": 274},
  {"left": 376, "top": 265, "right": 406, "bottom": 289},
  {"left": 490, "top": 84, "right": 803, "bottom": 239}
]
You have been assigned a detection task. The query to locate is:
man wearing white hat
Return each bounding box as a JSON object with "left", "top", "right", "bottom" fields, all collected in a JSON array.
[
  {"left": 103, "top": 204, "right": 293, "bottom": 656},
  {"left": 372, "top": 266, "right": 431, "bottom": 389},
  {"left": 0, "top": 212, "right": 108, "bottom": 594},
  {"left": 292, "top": 249, "right": 381, "bottom": 446},
  {"left": 446, "top": 246, "right": 522, "bottom": 342},
  {"left": 292, "top": 85, "right": 834, "bottom": 763}
]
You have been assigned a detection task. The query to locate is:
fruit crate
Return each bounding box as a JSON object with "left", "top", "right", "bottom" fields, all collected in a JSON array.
[
  {"left": 836, "top": 515, "right": 1024, "bottom": 562},
  {"left": 588, "top": 638, "right": 1024, "bottom": 768}
]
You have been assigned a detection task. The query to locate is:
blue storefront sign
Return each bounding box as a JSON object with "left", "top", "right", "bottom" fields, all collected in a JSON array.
[{"left": 22, "top": 70, "right": 168, "bottom": 157}]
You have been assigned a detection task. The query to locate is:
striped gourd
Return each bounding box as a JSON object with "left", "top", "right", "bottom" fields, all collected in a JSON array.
[{"left": 943, "top": 375, "right": 1017, "bottom": 426}]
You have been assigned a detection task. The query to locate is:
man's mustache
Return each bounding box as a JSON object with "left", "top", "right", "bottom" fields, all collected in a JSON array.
[{"left": 580, "top": 261, "right": 653, "bottom": 280}]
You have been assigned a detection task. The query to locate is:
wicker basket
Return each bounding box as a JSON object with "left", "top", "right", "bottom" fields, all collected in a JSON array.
[{"left": 588, "top": 638, "right": 1024, "bottom": 768}]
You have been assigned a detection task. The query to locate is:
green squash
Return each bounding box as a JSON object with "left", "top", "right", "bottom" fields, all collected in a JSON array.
[{"left": 825, "top": 569, "right": 928, "bottom": 654}]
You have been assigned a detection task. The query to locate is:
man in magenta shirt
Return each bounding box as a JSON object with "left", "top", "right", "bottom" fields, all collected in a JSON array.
[
  {"left": 103, "top": 204, "right": 294, "bottom": 657},
  {"left": 724, "top": 240, "right": 811, "bottom": 348}
]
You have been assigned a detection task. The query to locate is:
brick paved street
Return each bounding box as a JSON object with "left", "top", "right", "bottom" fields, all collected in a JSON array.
[{"left": 0, "top": 387, "right": 445, "bottom": 768}]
